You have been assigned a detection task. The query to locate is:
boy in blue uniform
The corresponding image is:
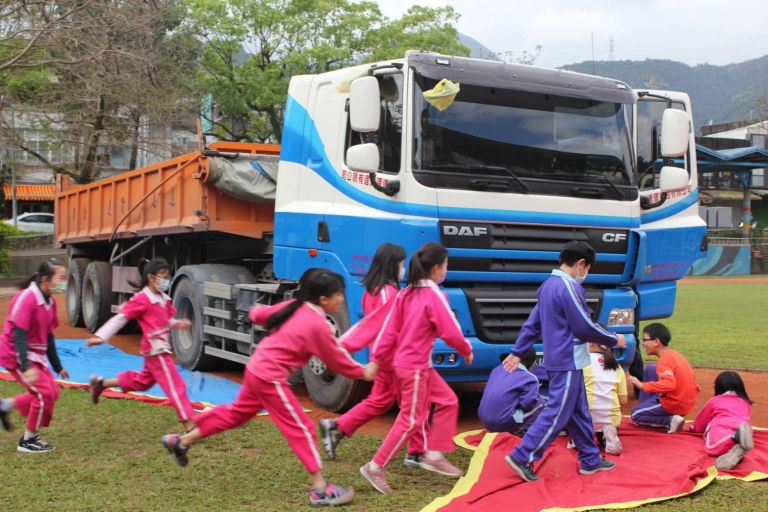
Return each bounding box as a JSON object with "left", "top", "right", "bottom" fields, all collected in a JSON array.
[
  {"left": 478, "top": 347, "right": 545, "bottom": 436},
  {"left": 502, "top": 241, "right": 626, "bottom": 482}
]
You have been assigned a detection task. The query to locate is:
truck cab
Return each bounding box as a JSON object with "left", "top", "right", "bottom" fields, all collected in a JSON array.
[{"left": 273, "top": 53, "right": 698, "bottom": 409}]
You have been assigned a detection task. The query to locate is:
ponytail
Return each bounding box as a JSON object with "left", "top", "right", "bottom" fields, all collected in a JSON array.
[
  {"left": 128, "top": 257, "right": 170, "bottom": 290},
  {"left": 264, "top": 268, "right": 345, "bottom": 332},
  {"left": 407, "top": 242, "right": 448, "bottom": 286},
  {"left": 598, "top": 345, "right": 620, "bottom": 371},
  {"left": 18, "top": 258, "right": 64, "bottom": 289}
]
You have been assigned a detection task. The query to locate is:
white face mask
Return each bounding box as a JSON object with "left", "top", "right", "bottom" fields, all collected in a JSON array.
[
  {"left": 434, "top": 273, "right": 446, "bottom": 285},
  {"left": 156, "top": 278, "right": 170, "bottom": 293},
  {"left": 398, "top": 266, "right": 406, "bottom": 281},
  {"left": 53, "top": 281, "right": 67, "bottom": 294},
  {"left": 574, "top": 267, "right": 588, "bottom": 285}
]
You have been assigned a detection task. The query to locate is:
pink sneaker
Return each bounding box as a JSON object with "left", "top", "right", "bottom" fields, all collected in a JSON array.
[
  {"left": 419, "top": 454, "right": 463, "bottom": 478},
  {"left": 360, "top": 462, "right": 392, "bottom": 494},
  {"left": 309, "top": 483, "right": 354, "bottom": 506}
]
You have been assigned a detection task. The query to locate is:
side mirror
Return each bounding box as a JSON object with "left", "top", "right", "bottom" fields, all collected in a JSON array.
[
  {"left": 660, "top": 109, "right": 689, "bottom": 158},
  {"left": 346, "top": 143, "right": 380, "bottom": 173},
  {"left": 659, "top": 166, "right": 689, "bottom": 192},
  {"left": 349, "top": 76, "right": 380, "bottom": 133}
]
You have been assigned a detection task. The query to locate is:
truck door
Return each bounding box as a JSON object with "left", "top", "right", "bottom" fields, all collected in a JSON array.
[{"left": 634, "top": 92, "right": 707, "bottom": 320}]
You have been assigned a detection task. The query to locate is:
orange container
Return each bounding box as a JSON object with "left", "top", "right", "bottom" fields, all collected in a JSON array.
[{"left": 55, "top": 142, "right": 280, "bottom": 246}]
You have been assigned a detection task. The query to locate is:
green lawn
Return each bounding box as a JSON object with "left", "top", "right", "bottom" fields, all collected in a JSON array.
[
  {"left": 641, "top": 281, "right": 768, "bottom": 370},
  {"left": 1, "top": 380, "right": 766, "bottom": 511}
]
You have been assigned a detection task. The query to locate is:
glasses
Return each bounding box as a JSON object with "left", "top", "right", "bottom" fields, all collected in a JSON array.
[{"left": 642, "top": 337, "right": 655, "bottom": 342}]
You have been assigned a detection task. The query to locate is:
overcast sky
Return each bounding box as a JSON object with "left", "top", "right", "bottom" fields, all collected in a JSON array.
[{"left": 377, "top": 0, "right": 768, "bottom": 69}]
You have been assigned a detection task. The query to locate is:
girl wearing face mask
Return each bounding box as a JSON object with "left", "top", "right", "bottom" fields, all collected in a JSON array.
[
  {"left": 320, "top": 243, "right": 431, "bottom": 464},
  {"left": 360, "top": 242, "right": 474, "bottom": 494},
  {"left": 86, "top": 258, "right": 195, "bottom": 431},
  {"left": 0, "top": 259, "right": 68, "bottom": 452}
]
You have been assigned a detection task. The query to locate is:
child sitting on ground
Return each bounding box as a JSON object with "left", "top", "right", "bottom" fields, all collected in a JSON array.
[
  {"left": 686, "top": 371, "right": 754, "bottom": 470},
  {"left": 629, "top": 323, "right": 700, "bottom": 433},
  {"left": 478, "top": 347, "right": 545, "bottom": 436},
  {"left": 583, "top": 343, "right": 627, "bottom": 454}
]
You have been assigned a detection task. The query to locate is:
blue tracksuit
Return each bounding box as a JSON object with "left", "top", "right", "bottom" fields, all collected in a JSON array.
[
  {"left": 478, "top": 364, "right": 545, "bottom": 433},
  {"left": 509, "top": 269, "right": 618, "bottom": 470}
]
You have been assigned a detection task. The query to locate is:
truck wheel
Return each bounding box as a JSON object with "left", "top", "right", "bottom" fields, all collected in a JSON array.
[
  {"left": 171, "top": 277, "right": 216, "bottom": 371},
  {"left": 302, "top": 306, "right": 371, "bottom": 412},
  {"left": 66, "top": 258, "right": 90, "bottom": 327},
  {"left": 82, "top": 261, "right": 113, "bottom": 332}
]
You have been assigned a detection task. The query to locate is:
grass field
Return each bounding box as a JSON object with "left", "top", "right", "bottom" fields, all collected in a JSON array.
[
  {"left": 1, "top": 279, "right": 767, "bottom": 511},
  {"left": 642, "top": 281, "right": 768, "bottom": 370}
]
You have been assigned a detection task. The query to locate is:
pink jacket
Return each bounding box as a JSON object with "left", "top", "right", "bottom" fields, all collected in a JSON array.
[
  {"left": 372, "top": 280, "right": 472, "bottom": 370},
  {"left": 0, "top": 283, "right": 59, "bottom": 369},
  {"left": 342, "top": 284, "right": 399, "bottom": 354},
  {"left": 689, "top": 392, "right": 752, "bottom": 434},
  {"left": 95, "top": 288, "right": 179, "bottom": 356},
  {"left": 247, "top": 300, "right": 364, "bottom": 383}
]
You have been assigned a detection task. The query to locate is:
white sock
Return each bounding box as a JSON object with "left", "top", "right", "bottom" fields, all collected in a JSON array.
[
  {"left": 426, "top": 450, "right": 443, "bottom": 459},
  {"left": 369, "top": 461, "right": 382, "bottom": 471},
  {"left": 23, "top": 430, "right": 37, "bottom": 440},
  {"left": 0, "top": 398, "right": 12, "bottom": 412}
]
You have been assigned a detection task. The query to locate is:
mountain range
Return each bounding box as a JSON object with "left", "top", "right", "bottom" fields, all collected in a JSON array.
[{"left": 458, "top": 35, "right": 767, "bottom": 132}]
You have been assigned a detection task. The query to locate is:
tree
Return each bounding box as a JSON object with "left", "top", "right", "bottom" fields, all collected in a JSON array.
[
  {"left": 0, "top": 1, "right": 198, "bottom": 183},
  {"left": 496, "top": 45, "right": 543, "bottom": 66},
  {"left": 187, "top": 0, "right": 469, "bottom": 143}
]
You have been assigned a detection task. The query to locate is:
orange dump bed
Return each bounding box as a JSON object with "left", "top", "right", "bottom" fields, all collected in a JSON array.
[{"left": 55, "top": 142, "right": 280, "bottom": 246}]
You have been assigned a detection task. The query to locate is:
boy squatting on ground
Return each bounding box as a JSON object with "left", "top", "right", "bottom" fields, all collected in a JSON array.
[
  {"left": 478, "top": 347, "right": 546, "bottom": 436},
  {"left": 629, "top": 323, "right": 700, "bottom": 433}
]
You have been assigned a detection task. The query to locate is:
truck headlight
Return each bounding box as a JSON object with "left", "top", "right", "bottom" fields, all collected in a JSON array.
[{"left": 607, "top": 308, "right": 634, "bottom": 326}]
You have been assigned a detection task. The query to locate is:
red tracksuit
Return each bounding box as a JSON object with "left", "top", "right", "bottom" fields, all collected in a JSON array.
[
  {"left": 95, "top": 287, "right": 194, "bottom": 423},
  {"left": 0, "top": 283, "right": 61, "bottom": 432},
  {"left": 194, "top": 300, "right": 365, "bottom": 473},
  {"left": 371, "top": 280, "right": 472, "bottom": 467},
  {"left": 336, "top": 284, "right": 427, "bottom": 454}
]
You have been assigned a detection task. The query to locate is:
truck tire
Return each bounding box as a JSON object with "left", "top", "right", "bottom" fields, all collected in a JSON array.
[
  {"left": 302, "top": 306, "right": 372, "bottom": 412},
  {"left": 171, "top": 277, "right": 216, "bottom": 371},
  {"left": 66, "top": 258, "right": 90, "bottom": 327},
  {"left": 82, "top": 261, "right": 113, "bottom": 332}
]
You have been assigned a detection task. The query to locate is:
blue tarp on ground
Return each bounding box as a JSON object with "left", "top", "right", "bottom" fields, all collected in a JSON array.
[{"left": 51, "top": 339, "right": 242, "bottom": 405}]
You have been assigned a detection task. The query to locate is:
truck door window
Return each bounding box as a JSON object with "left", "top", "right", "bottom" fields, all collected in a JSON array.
[
  {"left": 636, "top": 100, "right": 688, "bottom": 190},
  {"left": 345, "top": 73, "right": 403, "bottom": 174}
]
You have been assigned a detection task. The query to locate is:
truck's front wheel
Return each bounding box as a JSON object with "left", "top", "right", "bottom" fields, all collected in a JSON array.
[
  {"left": 171, "top": 277, "right": 216, "bottom": 371},
  {"left": 302, "top": 306, "right": 371, "bottom": 412},
  {"left": 82, "top": 261, "right": 113, "bottom": 332}
]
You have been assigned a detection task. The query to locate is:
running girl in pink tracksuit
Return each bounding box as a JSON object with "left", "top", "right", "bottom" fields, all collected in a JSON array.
[
  {"left": 360, "top": 242, "right": 474, "bottom": 494},
  {"left": 687, "top": 371, "right": 754, "bottom": 470},
  {"left": 161, "top": 269, "right": 378, "bottom": 507},
  {"left": 0, "top": 259, "right": 68, "bottom": 453},
  {"left": 86, "top": 258, "right": 195, "bottom": 431},
  {"left": 320, "top": 243, "right": 427, "bottom": 466}
]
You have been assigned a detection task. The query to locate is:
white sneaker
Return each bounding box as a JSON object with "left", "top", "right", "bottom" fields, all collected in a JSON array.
[
  {"left": 735, "top": 422, "right": 754, "bottom": 451},
  {"left": 715, "top": 445, "right": 745, "bottom": 470},
  {"left": 668, "top": 415, "right": 685, "bottom": 433},
  {"left": 602, "top": 425, "right": 623, "bottom": 455}
]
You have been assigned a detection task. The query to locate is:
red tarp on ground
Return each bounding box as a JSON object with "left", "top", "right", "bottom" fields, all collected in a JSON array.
[{"left": 424, "top": 419, "right": 768, "bottom": 512}]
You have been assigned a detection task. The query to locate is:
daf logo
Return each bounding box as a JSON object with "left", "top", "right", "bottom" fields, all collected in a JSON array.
[
  {"left": 443, "top": 225, "right": 488, "bottom": 237},
  {"left": 602, "top": 233, "right": 627, "bottom": 243}
]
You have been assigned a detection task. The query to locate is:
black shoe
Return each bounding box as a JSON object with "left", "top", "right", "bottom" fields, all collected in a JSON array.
[
  {"left": 505, "top": 455, "right": 538, "bottom": 482},
  {"left": 162, "top": 434, "right": 189, "bottom": 467},
  {"left": 319, "top": 419, "right": 344, "bottom": 460},
  {"left": 579, "top": 458, "right": 616, "bottom": 475},
  {"left": 0, "top": 406, "right": 12, "bottom": 432},
  {"left": 403, "top": 453, "right": 424, "bottom": 468},
  {"left": 89, "top": 375, "right": 105, "bottom": 405},
  {"left": 17, "top": 435, "right": 54, "bottom": 453}
]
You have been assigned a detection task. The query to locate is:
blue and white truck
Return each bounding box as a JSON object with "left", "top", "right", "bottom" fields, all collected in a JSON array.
[{"left": 57, "top": 52, "right": 706, "bottom": 411}]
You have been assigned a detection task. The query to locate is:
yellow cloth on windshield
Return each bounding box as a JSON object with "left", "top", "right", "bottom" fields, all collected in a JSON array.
[{"left": 423, "top": 79, "right": 460, "bottom": 111}]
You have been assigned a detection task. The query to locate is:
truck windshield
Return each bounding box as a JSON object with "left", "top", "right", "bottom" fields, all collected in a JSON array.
[{"left": 413, "top": 74, "right": 636, "bottom": 200}]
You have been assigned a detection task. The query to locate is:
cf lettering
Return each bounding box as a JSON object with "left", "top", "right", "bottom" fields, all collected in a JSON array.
[{"left": 602, "top": 233, "right": 627, "bottom": 243}]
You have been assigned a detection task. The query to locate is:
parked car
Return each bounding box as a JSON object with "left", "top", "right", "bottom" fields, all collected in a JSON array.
[{"left": 2, "top": 212, "right": 55, "bottom": 233}]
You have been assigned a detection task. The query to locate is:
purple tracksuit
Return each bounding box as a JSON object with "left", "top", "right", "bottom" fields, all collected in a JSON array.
[
  {"left": 478, "top": 364, "right": 545, "bottom": 434},
  {"left": 508, "top": 269, "right": 619, "bottom": 471}
]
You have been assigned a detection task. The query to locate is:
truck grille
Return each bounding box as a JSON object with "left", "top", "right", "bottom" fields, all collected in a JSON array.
[{"left": 463, "top": 285, "right": 604, "bottom": 344}]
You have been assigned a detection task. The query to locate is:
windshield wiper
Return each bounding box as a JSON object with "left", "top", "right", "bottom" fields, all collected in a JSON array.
[
  {"left": 581, "top": 173, "right": 624, "bottom": 200},
  {"left": 427, "top": 163, "right": 530, "bottom": 193}
]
